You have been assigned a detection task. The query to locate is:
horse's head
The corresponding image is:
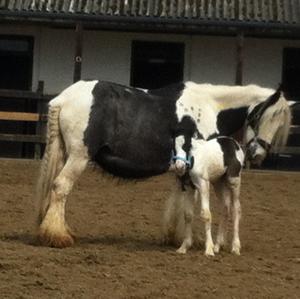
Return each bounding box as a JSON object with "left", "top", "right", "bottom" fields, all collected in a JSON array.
[
  {"left": 173, "top": 135, "right": 195, "bottom": 176},
  {"left": 245, "top": 87, "right": 292, "bottom": 165},
  {"left": 172, "top": 116, "right": 199, "bottom": 176}
]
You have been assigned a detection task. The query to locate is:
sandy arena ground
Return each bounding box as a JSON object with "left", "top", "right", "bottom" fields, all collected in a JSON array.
[{"left": 0, "top": 159, "right": 299, "bottom": 299}]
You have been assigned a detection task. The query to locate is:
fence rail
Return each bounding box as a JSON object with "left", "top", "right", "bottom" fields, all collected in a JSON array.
[{"left": 0, "top": 82, "right": 51, "bottom": 159}]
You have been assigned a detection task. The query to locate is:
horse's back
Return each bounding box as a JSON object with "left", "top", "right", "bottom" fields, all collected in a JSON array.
[{"left": 52, "top": 80, "right": 179, "bottom": 178}]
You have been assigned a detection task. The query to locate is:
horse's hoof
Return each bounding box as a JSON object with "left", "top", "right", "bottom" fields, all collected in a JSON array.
[
  {"left": 176, "top": 247, "right": 187, "bottom": 254},
  {"left": 231, "top": 247, "right": 241, "bottom": 255},
  {"left": 204, "top": 250, "right": 215, "bottom": 257},
  {"left": 38, "top": 230, "right": 74, "bottom": 248},
  {"left": 204, "top": 245, "right": 215, "bottom": 257},
  {"left": 213, "top": 244, "right": 220, "bottom": 254}
]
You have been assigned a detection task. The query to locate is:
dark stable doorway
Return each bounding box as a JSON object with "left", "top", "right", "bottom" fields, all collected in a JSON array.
[
  {"left": 0, "top": 36, "right": 34, "bottom": 158},
  {"left": 282, "top": 48, "right": 300, "bottom": 147},
  {"left": 130, "top": 41, "right": 184, "bottom": 89},
  {"left": 261, "top": 47, "right": 300, "bottom": 170}
]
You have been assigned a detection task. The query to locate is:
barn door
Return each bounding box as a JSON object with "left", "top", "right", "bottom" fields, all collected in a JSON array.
[
  {"left": 270, "top": 47, "right": 300, "bottom": 170},
  {"left": 130, "top": 41, "right": 184, "bottom": 89},
  {"left": 0, "top": 35, "right": 34, "bottom": 158}
]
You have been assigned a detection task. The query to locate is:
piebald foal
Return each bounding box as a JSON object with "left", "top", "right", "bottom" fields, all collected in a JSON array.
[{"left": 172, "top": 134, "right": 244, "bottom": 256}]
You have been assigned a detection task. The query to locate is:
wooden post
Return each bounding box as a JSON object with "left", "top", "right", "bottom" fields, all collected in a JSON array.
[
  {"left": 235, "top": 32, "right": 246, "bottom": 152},
  {"left": 235, "top": 32, "right": 244, "bottom": 86},
  {"left": 73, "top": 22, "right": 83, "bottom": 83},
  {"left": 35, "top": 80, "right": 44, "bottom": 159}
]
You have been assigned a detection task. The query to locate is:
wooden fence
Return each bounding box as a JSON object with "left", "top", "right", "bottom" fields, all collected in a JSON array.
[{"left": 0, "top": 82, "right": 52, "bottom": 159}]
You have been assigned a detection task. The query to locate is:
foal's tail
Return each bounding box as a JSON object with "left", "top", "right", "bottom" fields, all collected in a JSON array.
[{"left": 36, "top": 103, "right": 65, "bottom": 224}]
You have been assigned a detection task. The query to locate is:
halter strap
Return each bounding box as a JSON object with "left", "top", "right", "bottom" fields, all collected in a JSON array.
[
  {"left": 247, "top": 87, "right": 282, "bottom": 135},
  {"left": 247, "top": 137, "right": 271, "bottom": 152},
  {"left": 172, "top": 155, "right": 193, "bottom": 168},
  {"left": 257, "top": 138, "right": 271, "bottom": 152}
]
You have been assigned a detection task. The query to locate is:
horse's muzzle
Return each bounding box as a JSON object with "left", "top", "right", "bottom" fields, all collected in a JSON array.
[{"left": 174, "top": 160, "right": 186, "bottom": 176}]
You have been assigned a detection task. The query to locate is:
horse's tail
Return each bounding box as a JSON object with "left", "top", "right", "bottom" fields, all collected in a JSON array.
[
  {"left": 162, "top": 187, "right": 187, "bottom": 246},
  {"left": 36, "top": 102, "right": 65, "bottom": 224}
]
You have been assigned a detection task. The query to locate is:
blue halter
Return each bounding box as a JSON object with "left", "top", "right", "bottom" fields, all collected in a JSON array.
[{"left": 171, "top": 153, "right": 193, "bottom": 168}]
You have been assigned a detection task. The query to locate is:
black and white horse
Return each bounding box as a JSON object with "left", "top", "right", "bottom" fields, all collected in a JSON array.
[
  {"left": 172, "top": 133, "right": 244, "bottom": 256},
  {"left": 36, "top": 80, "right": 292, "bottom": 248},
  {"left": 163, "top": 87, "right": 293, "bottom": 250}
]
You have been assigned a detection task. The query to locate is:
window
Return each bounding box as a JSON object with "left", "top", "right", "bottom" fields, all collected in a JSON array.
[
  {"left": 0, "top": 35, "right": 34, "bottom": 158},
  {"left": 0, "top": 35, "right": 33, "bottom": 90},
  {"left": 130, "top": 41, "right": 184, "bottom": 89},
  {"left": 282, "top": 48, "right": 300, "bottom": 126}
]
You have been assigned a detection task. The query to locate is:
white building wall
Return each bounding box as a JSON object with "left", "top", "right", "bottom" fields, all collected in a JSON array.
[
  {"left": 81, "top": 31, "right": 191, "bottom": 86},
  {"left": 243, "top": 38, "right": 300, "bottom": 88},
  {"left": 189, "top": 35, "right": 236, "bottom": 85},
  {"left": 39, "top": 28, "right": 75, "bottom": 93},
  {"left": 1, "top": 24, "right": 300, "bottom": 94}
]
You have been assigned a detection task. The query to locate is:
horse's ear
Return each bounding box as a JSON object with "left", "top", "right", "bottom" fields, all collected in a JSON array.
[
  {"left": 267, "top": 86, "right": 282, "bottom": 106},
  {"left": 288, "top": 101, "right": 300, "bottom": 107},
  {"left": 276, "top": 83, "right": 283, "bottom": 93}
]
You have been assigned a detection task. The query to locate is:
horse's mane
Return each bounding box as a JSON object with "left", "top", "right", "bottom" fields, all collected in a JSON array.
[
  {"left": 185, "top": 82, "right": 274, "bottom": 108},
  {"left": 260, "top": 94, "right": 292, "bottom": 152}
]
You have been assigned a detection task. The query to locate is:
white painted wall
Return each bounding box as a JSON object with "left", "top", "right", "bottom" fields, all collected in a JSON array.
[
  {"left": 190, "top": 35, "right": 236, "bottom": 85},
  {"left": 81, "top": 31, "right": 190, "bottom": 87},
  {"left": 39, "top": 28, "right": 75, "bottom": 93},
  {"left": 1, "top": 24, "right": 300, "bottom": 94},
  {"left": 243, "top": 38, "right": 300, "bottom": 88}
]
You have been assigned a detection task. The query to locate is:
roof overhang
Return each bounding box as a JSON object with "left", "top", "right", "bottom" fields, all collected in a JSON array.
[{"left": 1, "top": 11, "right": 300, "bottom": 39}]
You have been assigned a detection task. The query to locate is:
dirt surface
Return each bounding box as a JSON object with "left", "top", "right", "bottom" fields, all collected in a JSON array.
[{"left": 0, "top": 159, "right": 299, "bottom": 299}]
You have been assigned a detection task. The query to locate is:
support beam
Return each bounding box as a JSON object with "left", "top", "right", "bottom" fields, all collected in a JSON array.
[
  {"left": 235, "top": 32, "right": 244, "bottom": 86},
  {"left": 73, "top": 22, "right": 83, "bottom": 83},
  {"left": 234, "top": 32, "right": 245, "bottom": 145}
]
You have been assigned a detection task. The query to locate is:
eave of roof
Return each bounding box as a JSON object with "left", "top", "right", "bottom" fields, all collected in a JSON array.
[
  {"left": 1, "top": 3, "right": 300, "bottom": 39},
  {"left": 1, "top": 0, "right": 300, "bottom": 24}
]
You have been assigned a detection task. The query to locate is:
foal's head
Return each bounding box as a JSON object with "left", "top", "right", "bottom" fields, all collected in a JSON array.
[
  {"left": 173, "top": 116, "right": 200, "bottom": 176},
  {"left": 245, "top": 87, "right": 292, "bottom": 165}
]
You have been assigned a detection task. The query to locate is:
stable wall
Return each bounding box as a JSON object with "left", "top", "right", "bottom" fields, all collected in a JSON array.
[{"left": 1, "top": 24, "right": 300, "bottom": 94}]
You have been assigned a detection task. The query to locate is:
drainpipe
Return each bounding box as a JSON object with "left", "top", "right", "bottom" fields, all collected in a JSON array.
[
  {"left": 73, "top": 22, "right": 83, "bottom": 83},
  {"left": 235, "top": 32, "right": 245, "bottom": 144},
  {"left": 235, "top": 32, "right": 244, "bottom": 86}
]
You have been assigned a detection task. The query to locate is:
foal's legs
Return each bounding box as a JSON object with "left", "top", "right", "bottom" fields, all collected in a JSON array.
[
  {"left": 39, "top": 152, "right": 88, "bottom": 248},
  {"left": 228, "top": 177, "right": 242, "bottom": 255},
  {"left": 197, "top": 179, "right": 214, "bottom": 256},
  {"left": 176, "top": 188, "right": 195, "bottom": 254},
  {"left": 213, "top": 179, "right": 231, "bottom": 254}
]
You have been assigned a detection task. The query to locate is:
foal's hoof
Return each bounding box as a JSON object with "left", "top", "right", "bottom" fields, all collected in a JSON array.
[
  {"left": 204, "top": 244, "right": 215, "bottom": 257},
  {"left": 204, "top": 249, "right": 215, "bottom": 257},
  {"left": 176, "top": 247, "right": 187, "bottom": 254},
  {"left": 213, "top": 244, "right": 221, "bottom": 254},
  {"left": 38, "top": 230, "right": 74, "bottom": 248},
  {"left": 231, "top": 247, "right": 241, "bottom": 255},
  {"left": 231, "top": 241, "right": 241, "bottom": 255}
]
